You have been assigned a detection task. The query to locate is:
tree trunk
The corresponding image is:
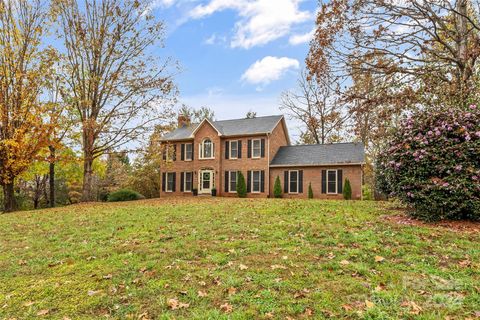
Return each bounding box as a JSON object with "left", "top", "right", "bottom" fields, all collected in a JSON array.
[
  {"left": 2, "top": 182, "right": 16, "bottom": 213},
  {"left": 82, "top": 156, "right": 95, "bottom": 202},
  {"left": 49, "top": 146, "right": 55, "bottom": 207}
]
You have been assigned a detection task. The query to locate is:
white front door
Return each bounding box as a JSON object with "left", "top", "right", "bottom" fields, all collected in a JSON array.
[{"left": 199, "top": 170, "right": 214, "bottom": 194}]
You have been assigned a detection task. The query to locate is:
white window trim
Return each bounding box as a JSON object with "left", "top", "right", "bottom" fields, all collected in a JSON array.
[
  {"left": 252, "top": 139, "right": 261, "bottom": 159},
  {"left": 327, "top": 169, "right": 338, "bottom": 194},
  {"left": 184, "top": 143, "right": 193, "bottom": 162},
  {"left": 229, "top": 171, "right": 237, "bottom": 193},
  {"left": 229, "top": 141, "right": 238, "bottom": 159},
  {"left": 184, "top": 172, "right": 192, "bottom": 192},
  {"left": 166, "top": 172, "right": 174, "bottom": 192},
  {"left": 288, "top": 170, "right": 299, "bottom": 194},
  {"left": 251, "top": 170, "right": 261, "bottom": 193},
  {"left": 199, "top": 138, "right": 214, "bottom": 160}
]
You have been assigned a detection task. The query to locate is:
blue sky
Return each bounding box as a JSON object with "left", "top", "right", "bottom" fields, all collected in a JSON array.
[{"left": 152, "top": 0, "right": 317, "bottom": 140}]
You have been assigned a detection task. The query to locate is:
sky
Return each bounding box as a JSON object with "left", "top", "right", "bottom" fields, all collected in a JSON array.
[{"left": 151, "top": 0, "right": 318, "bottom": 141}]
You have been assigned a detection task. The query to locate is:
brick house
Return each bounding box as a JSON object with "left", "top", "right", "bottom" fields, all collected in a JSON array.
[{"left": 159, "top": 115, "right": 365, "bottom": 199}]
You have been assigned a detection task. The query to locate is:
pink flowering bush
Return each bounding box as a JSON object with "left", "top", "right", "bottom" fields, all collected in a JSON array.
[{"left": 377, "top": 105, "right": 480, "bottom": 221}]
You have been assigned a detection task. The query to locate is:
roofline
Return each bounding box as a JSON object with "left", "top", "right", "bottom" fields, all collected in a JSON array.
[
  {"left": 272, "top": 115, "right": 291, "bottom": 145},
  {"left": 190, "top": 118, "right": 222, "bottom": 137},
  {"left": 269, "top": 162, "right": 365, "bottom": 168}
]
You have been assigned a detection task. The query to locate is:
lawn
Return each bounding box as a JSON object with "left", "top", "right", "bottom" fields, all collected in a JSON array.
[{"left": 0, "top": 198, "right": 478, "bottom": 319}]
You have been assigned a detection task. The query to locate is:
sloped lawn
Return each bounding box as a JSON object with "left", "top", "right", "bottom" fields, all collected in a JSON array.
[{"left": 0, "top": 198, "right": 478, "bottom": 319}]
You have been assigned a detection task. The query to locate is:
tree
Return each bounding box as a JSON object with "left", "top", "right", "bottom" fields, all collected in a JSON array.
[
  {"left": 236, "top": 172, "right": 247, "bottom": 198},
  {"left": 307, "top": 0, "right": 480, "bottom": 111},
  {"left": 308, "top": 183, "right": 314, "bottom": 199},
  {"left": 245, "top": 111, "right": 257, "bottom": 119},
  {"left": 343, "top": 179, "right": 352, "bottom": 200},
  {"left": 55, "top": 0, "right": 176, "bottom": 201},
  {"left": 178, "top": 105, "right": 216, "bottom": 123},
  {"left": 273, "top": 176, "right": 282, "bottom": 198},
  {"left": 0, "top": 0, "right": 57, "bottom": 212},
  {"left": 280, "top": 70, "right": 349, "bottom": 144}
]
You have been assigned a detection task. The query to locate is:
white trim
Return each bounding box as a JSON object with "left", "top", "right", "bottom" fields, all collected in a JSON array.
[
  {"left": 251, "top": 170, "right": 261, "bottom": 193},
  {"left": 166, "top": 172, "right": 175, "bottom": 192},
  {"left": 190, "top": 118, "right": 222, "bottom": 137},
  {"left": 326, "top": 169, "right": 338, "bottom": 194},
  {"left": 229, "top": 140, "right": 238, "bottom": 159},
  {"left": 288, "top": 170, "right": 299, "bottom": 194},
  {"left": 228, "top": 171, "right": 237, "bottom": 193},
  {"left": 269, "top": 162, "right": 365, "bottom": 168},
  {"left": 184, "top": 172, "right": 192, "bottom": 192},
  {"left": 184, "top": 143, "right": 193, "bottom": 161},
  {"left": 252, "top": 139, "right": 261, "bottom": 159},
  {"left": 199, "top": 170, "right": 214, "bottom": 194}
]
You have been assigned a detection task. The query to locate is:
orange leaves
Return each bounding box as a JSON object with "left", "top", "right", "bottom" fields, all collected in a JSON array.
[{"left": 167, "top": 298, "right": 189, "bottom": 310}]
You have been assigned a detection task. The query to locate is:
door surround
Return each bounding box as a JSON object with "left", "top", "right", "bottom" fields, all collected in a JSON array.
[{"left": 199, "top": 169, "right": 214, "bottom": 194}]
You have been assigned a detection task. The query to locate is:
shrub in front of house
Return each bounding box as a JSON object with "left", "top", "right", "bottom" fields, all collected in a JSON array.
[
  {"left": 377, "top": 105, "right": 480, "bottom": 221},
  {"left": 343, "top": 179, "right": 352, "bottom": 200},
  {"left": 107, "top": 189, "right": 145, "bottom": 202},
  {"left": 362, "top": 184, "right": 373, "bottom": 200},
  {"left": 237, "top": 172, "right": 247, "bottom": 198},
  {"left": 308, "top": 183, "right": 313, "bottom": 199},
  {"left": 273, "top": 176, "right": 282, "bottom": 198}
]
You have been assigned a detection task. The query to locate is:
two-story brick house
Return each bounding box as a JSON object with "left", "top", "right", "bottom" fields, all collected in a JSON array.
[{"left": 159, "top": 115, "right": 365, "bottom": 199}]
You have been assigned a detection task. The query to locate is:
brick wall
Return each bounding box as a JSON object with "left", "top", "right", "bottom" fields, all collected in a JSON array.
[{"left": 269, "top": 165, "right": 363, "bottom": 200}]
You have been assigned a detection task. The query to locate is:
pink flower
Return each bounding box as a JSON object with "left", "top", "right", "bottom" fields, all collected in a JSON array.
[{"left": 469, "top": 104, "right": 477, "bottom": 110}]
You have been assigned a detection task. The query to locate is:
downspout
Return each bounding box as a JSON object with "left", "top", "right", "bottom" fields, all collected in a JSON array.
[{"left": 267, "top": 133, "right": 271, "bottom": 198}]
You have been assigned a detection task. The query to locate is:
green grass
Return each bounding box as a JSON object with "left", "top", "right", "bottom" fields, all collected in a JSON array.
[{"left": 0, "top": 198, "right": 478, "bottom": 319}]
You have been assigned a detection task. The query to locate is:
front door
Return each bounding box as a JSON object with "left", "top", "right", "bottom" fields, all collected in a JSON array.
[{"left": 199, "top": 170, "right": 214, "bottom": 194}]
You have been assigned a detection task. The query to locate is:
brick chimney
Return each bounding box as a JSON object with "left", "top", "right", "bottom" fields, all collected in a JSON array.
[{"left": 177, "top": 114, "right": 190, "bottom": 128}]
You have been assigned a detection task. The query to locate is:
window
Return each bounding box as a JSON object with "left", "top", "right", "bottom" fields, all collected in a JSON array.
[
  {"left": 252, "top": 170, "right": 261, "bottom": 193},
  {"left": 252, "top": 139, "right": 261, "bottom": 158},
  {"left": 166, "top": 172, "right": 175, "bottom": 192},
  {"left": 230, "top": 141, "right": 238, "bottom": 159},
  {"left": 289, "top": 170, "right": 298, "bottom": 193},
  {"left": 164, "top": 144, "right": 175, "bottom": 162},
  {"left": 184, "top": 172, "right": 192, "bottom": 192},
  {"left": 229, "top": 171, "right": 237, "bottom": 192},
  {"left": 327, "top": 170, "right": 337, "bottom": 194},
  {"left": 200, "top": 138, "right": 214, "bottom": 159},
  {"left": 185, "top": 143, "right": 193, "bottom": 161}
]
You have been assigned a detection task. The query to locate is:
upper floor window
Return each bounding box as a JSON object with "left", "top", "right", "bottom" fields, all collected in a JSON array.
[
  {"left": 252, "top": 139, "right": 261, "bottom": 158},
  {"left": 200, "top": 138, "right": 214, "bottom": 159},
  {"left": 230, "top": 140, "right": 238, "bottom": 159},
  {"left": 185, "top": 143, "right": 193, "bottom": 161}
]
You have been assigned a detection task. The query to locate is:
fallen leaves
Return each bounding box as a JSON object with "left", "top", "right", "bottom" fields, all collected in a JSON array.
[
  {"left": 167, "top": 298, "right": 189, "bottom": 310},
  {"left": 197, "top": 290, "right": 208, "bottom": 297},
  {"left": 239, "top": 264, "right": 248, "bottom": 270},
  {"left": 374, "top": 256, "right": 385, "bottom": 263},
  {"left": 340, "top": 260, "right": 350, "bottom": 266},
  {"left": 401, "top": 300, "right": 422, "bottom": 315},
  {"left": 227, "top": 287, "right": 237, "bottom": 295},
  {"left": 365, "top": 300, "right": 375, "bottom": 309},
  {"left": 220, "top": 302, "right": 233, "bottom": 313},
  {"left": 36, "top": 309, "right": 49, "bottom": 316}
]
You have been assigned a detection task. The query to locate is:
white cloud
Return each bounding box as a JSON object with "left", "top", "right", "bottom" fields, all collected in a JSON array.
[
  {"left": 289, "top": 28, "right": 315, "bottom": 45},
  {"left": 190, "top": 0, "right": 312, "bottom": 49},
  {"left": 241, "top": 56, "right": 299, "bottom": 86},
  {"left": 204, "top": 34, "right": 217, "bottom": 45},
  {"left": 152, "top": 0, "right": 176, "bottom": 8}
]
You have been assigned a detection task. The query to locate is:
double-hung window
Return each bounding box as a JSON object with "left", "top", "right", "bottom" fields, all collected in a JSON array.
[
  {"left": 184, "top": 172, "right": 192, "bottom": 192},
  {"left": 230, "top": 141, "right": 238, "bottom": 159},
  {"left": 289, "top": 170, "right": 299, "bottom": 193},
  {"left": 200, "top": 139, "right": 214, "bottom": 159},
  {"left": 252, "top": 139, "right": 261, "bottom": 158},
  {"left": 185, "top": 143, "right": 193, "bottom": 161},
  {"left": 229, "top": 171, "right": 237, "bottom": 192},
  {"left": 327, "top": 170, "right": 337, "bottom": 194},
  {"left": 252, "top": 170, "right": 261, "bottom": 193},
  {"left": 166, "top": 173, "right": 175, "bottom": 192}
]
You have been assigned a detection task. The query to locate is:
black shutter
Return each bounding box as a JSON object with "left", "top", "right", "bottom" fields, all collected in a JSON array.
[
  {"left": 238, "top": 140, "right": 242, "bottom": 158},
  {"left": 299, "top": 170, "right": 303, "bottom": 193},
  {"left": 162, "top": 173, "right": 166, "bottom": 192},
  {"left": 225, "top": 141, "right": 230, "bottom": 159},
  {"left": 172, "top": 144, "right": 177, "bottom": 161},
  {"left": 337, "top": 170, "right": 343, "bottom": 194},
  {"left": 284, "top": 171, "right": 289, "bottom": 193},
  {"left": 261, "top": 139, "right": 265, "bottom": 157},
  {"left": 247, "top": 170, "right": 251, "bottom": 193},
  {"left": 247, "top": 140, "right": 252, "bottom": 158},
  {"left": 172, "top": 173, "right": 176, "bottom": 192},
  {"left": 225, "top": 171, "right": 229, "bottom": 192},
  {"left": 181, "top": 144, "right": 185, "bottom": 161},
  {"left": 261, "top": 170, "right": 265, "bottom": 193},
  {"left": 180, "top": 172, "right": 184, "bottom": 192},
  {"left": 191, "top": 143, "right": 194, "bottom": 160},
  {"left": 321, "top": 170, "right": 327, "bottom": 194}
]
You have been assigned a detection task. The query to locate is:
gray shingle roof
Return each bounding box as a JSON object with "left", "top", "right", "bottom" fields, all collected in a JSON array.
[
  {"left": 270, "top": 143, "right": 365, "bottom": 166},
  {"left": 160, "top": 115, "right": 284, "bottom": 141}
]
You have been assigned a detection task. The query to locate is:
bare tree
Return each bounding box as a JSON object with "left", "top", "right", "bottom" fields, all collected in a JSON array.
[
  {"left": 55, "top": 0, "right": 177, "bottom": 201},
  {"left": 280, "top": 70, "right": 350, "bottom": 144}
]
